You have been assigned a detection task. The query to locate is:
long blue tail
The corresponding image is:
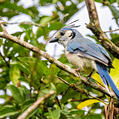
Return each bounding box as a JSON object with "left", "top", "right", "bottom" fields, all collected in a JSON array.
[{"left": 96, "top": 63, "right": 119, "bottom": 99}]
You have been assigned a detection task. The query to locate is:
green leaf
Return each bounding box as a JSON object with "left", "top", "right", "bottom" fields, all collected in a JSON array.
[
  {"left": 77, "top": 99, "right": 100, "bottom": 110},
  {"left": 48, "top": 22, "right": 64, "bottom": 30},
  {"left": 49, "top": 64, "right": 60, "bottom": 75},
  {"left": 69, "top": 109, "right": 84, "bottom": 115},
  {"left": 48, "top": 108, "right": 60, "bottom": 119},
  {"left": 0, "top": 78, "right": 9, "bottom": 89},
  {"left": 40, "top": 16, "right": 53, "bottom": 26},
  {"left": 59, "top": 54, "right": 69, "bottom": 64},
  {"left": 0, "top": 38, "right": 3, "bottom": 46},
  {"left": 61, "top": 108, "right": 85, "bottom": 119},
  {"left": 56, "top": 83, "right": 68, "bottom": 94},
  {"left": 52, "top": 0, "right": 58, "bottom": 4},
  {"left": 17, "top": 57, "right": 31, "bottom": 75},
  {"left": 39, "top": 0, "right": 52, "bottom": 5},
  {"left": 28, "top": 6, "right": 39, "bottom": 16},
  {"left": 61, "top": 88, "right": 81, "bottom": 103},
  {"left": 0, "top": 105, "right": 19, "bottom": 118},
  {"left": 0, "top": 1, "right": 31, "bottom": 15},
  {"left": 9, "top": 63, "right": 20, "bottom": 85},
  {"left": 12, "top": 31, "right": 24, "bottom": 37},
  {"left": 84, "top": 114, "right": 103, "bottom": 119},
  {"left": 117, "top": 0, "right": 119, "bottom": 5},
  {"left": 21, "top": 99, "right": 34, "bottom": 112},
  {"left": 110, "top": 33, "right": 119, "bottom": 46},
  {"left": 0, "top": 11, "right": 19, "bottom": 19},
  {"left": 19, "top": 85, "right": 30, "bottom": 101},
  {"left": 8, "top": 85, "right": 24, "bottom": 104},
  {"left": 36, "top": 26, "right": 49, "bottom": 38}
]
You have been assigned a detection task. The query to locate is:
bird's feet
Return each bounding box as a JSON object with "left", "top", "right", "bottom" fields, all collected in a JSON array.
[
  {"left": 74, "top": 68, "right": 80, "bottom": 76},
  {"left": 87, "top": 70, "right": 94, "bottom": 80}
]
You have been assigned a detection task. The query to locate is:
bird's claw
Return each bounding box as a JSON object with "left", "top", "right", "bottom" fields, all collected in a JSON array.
[{"left": 74, "top": 68, "right": 80, "bottom": 76}]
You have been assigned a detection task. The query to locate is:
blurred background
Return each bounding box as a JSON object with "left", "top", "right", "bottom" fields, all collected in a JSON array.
[{"left": 0, "top": 0, "right": 119, "bottom": 118}]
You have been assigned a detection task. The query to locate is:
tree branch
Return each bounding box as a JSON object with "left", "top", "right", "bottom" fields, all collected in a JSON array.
[
  {"left": 57, "top": 76, "right": 89, "bottom": 96},
  {"left": 85, "top": 0, "right": 119, "bottom": 59},
  {"left": 57, "top": 76, "right": 107, "bottom": 103},
  {"left": 0, "top": 19, "right": 117, "bottom": 99},
  {"left": 17, "top": 90, "right": 55, "bottom": 119},
  {"left": 0, "top": 31, "right": 116, "bottom": 99}
]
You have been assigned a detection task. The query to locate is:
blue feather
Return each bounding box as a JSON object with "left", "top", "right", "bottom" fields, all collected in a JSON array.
[
  {"left": 96, "top": 63, "right": 119, "bottom": 99},
  {"left": 62, "top": 28, "right": 73, "bottom": 31}
]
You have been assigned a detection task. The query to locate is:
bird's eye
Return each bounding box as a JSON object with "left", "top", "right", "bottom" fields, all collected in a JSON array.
[
  {"left": 60, "top": 32, "right": 65, "bottom": 36},
  {"left": 69, "top": 32, "right": 75, "bottom": 39}
]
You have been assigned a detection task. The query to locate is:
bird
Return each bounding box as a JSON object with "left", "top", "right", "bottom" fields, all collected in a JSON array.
[{"left": 49, "top": 27, "right": 119, "bottom": 99}]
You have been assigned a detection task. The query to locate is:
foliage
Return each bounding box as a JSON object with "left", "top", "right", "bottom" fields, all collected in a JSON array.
[{"left": 0, "top": 0, "right": 118, "bottom": 118}]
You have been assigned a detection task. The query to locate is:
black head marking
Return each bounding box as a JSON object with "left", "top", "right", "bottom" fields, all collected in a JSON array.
[
  {"left": 60, "top": 31, "right": 65, "bottom": 36},
  {"left": 69, "top": 31, "right": 76, "bottom": 39}
]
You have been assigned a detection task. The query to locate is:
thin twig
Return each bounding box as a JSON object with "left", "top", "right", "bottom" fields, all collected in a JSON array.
[
  {"left": 17, "top": 90, "right": 55, "bottom": 119},
  {"left": 0, "top": 20, "right": 8, "bottom": 34},
  {"left": 2, "top": 13, "right": 69, "bottom": 28},
  {"left": 57, "top": 76, "right": 89, "bottom": 95},
  {"left": 104, "top": 28, "right": 119, "bottom": 33},
  {"left": 7, "top": 22, "right": 41, "bottom": 27},
  {"left": 57, "top": 76, "right": 107, "bottom": 104},
  {"left": 0, "top": 52, "right": 9, "bottom": 67},
  {"left": 55, "top": 96, "right": 62, "bottom": 109}
]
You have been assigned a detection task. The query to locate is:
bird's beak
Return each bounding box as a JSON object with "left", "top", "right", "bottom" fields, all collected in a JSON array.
[{"left": 49, "top": 37, "right": 59, "bottom": 43}]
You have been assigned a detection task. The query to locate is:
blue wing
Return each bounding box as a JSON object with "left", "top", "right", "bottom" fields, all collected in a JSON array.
[
  {"left": 67, "top": 36, "right": 112, "bottom": 66},
  {"left": 67, "top": 36, "right": 119, "bottom": 99}
]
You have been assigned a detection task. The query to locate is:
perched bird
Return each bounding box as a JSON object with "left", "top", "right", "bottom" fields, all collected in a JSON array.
[{"left": 49, "top": 27, "right": 119, "bottom": 99}]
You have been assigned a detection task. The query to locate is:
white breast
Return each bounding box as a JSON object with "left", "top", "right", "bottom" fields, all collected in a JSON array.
[{"left": 65, "top": 50, "right": 97, "bottom": 75}]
